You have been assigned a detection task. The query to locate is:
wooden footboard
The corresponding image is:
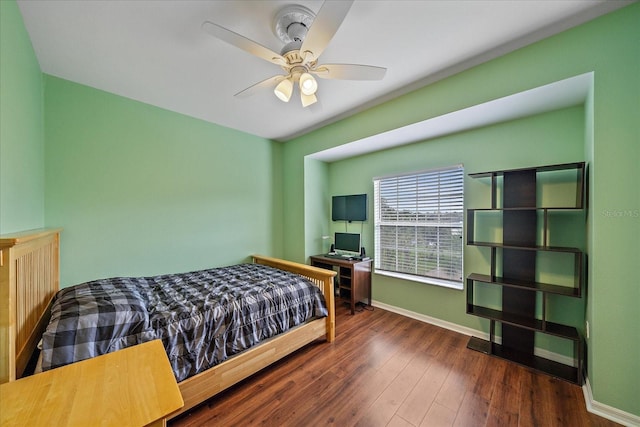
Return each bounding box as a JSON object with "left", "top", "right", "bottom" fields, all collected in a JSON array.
[
  {"left": 173, "top": 255, "right": 337, "bottom": 419},
  {"left": 0, "top": 228, "right": 61, "bottom": 384},
  {"left": 252, "top": 255, "right": 336, "bottom": 343}
]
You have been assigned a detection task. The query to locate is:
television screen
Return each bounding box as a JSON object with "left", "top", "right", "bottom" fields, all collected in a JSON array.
[
  {"left": 332, "top": 194, "right": 367, "bottom": 221},
  {"left": 334, "top": 232, "right": 361, "bottom": 254}
]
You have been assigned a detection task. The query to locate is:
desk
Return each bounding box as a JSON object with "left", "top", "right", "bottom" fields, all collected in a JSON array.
[
  {"left": 310, "top": 254, "right": 372, "bottom": 314},
  {"left": 0, "top": 340, "right": 184, "bottom": 427}
]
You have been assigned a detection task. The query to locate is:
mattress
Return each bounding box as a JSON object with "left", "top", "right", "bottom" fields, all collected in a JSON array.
[{"left": 40, "top": 263, "right": 327, "bottom": 382}]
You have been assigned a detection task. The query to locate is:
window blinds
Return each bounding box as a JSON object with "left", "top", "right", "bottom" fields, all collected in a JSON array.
[{"left": 373, "top": 165, "right": 464, "bottom": 286}]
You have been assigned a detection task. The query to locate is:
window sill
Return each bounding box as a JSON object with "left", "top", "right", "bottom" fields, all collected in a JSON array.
[{"left": 375, "top": 269, "right": 463, "bottom": 290}]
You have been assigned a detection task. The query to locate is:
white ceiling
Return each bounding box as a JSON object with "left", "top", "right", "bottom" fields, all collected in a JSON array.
[{"left": 17, "top": 1, "right": 628, "bottom": 142}]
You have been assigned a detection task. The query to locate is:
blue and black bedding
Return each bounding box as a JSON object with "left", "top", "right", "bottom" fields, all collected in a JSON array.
[{"left": 40, "top": 263, "right": 327, "bottom": 382}]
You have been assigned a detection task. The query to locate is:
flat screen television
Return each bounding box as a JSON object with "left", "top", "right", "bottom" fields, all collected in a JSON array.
[
  {"left": 334, "top": 232, "right": 361, "bottom": 254},
  {"left": 332, "top": 194, "right": 367, "bottom": 222}
]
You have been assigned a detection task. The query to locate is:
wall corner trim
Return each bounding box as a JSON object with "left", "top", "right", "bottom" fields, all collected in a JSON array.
[{"left": 582, "top": 378, "right": 640, "bottom": 427}]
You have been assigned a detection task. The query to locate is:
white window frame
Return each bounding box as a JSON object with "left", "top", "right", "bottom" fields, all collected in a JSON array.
[{"left": 373, "top": 164, "right": 464, "bottom": 290}]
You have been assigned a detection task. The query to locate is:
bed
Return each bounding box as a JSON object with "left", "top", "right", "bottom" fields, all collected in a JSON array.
[{"left": 0, "top": 228, "right": 336, "bottom": 419}]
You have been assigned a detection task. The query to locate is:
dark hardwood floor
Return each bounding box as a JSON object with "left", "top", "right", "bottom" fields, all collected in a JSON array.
[{"left": 170, "top": 301, "right": 619, "bottom": 427}]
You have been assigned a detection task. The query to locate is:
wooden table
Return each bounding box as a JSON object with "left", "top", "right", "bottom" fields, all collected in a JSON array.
[
  {"left": 310, "top": 254, "right": 372, "bottom": 314},
  {"left": 0, "top": 340, "right": 184, "bottom": 427}
]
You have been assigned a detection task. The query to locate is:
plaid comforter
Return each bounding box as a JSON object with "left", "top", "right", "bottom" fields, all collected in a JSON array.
[{"left": 40, "top": 263, "right": 327, "bottom": 382}]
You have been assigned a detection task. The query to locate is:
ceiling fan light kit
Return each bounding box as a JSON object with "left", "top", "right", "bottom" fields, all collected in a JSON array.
[
  {"left": 299, "top": 73, "right": 318, "bottom": 96},
  {"left": 301, "top": 92, "right": 318, "bottom": 107},
  {"left": 274, "top": 78, "right": 293, "bottom": 102},
  {"left": 203, "top": 0, "right": 386, "bottom": 108}
]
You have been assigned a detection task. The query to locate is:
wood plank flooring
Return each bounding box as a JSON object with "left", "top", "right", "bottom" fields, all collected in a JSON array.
[{"left": 170, "top": 302, "right": 619, "bottom": 427}]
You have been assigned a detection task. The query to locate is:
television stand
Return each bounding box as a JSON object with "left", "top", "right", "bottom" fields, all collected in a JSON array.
[{"left": 310, "top": 254, "right": 372, "bottom": 314}]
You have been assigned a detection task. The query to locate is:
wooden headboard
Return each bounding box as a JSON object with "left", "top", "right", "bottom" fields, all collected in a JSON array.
[{"left": 0, "top": 228, "right": 61, "bottom": 383}]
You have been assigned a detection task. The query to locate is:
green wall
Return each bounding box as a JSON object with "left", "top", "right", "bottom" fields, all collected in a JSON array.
[
  {"left": 0, "top": 0, "right": 45, "bottom": 233},
  {"left": 283, "top": 4, "right": 639, "bottom": 417},
  {"left": 304, "top": 158, "right": 330, "bottom": 257},
  {"left": 44, "top": 76, "right": 283, "bottom": 287}
]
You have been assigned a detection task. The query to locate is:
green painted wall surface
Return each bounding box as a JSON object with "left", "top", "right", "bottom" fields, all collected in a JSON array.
[
  {"left": 283, "top": 4, "right": 640, "bottom": 416},
  {"left": 584, "top": 75, "right": 596, "bottom": 405},
  {"left": 270, "top": 141, "right": 284, "bottom": 258},
  {"left": 586, "top": 7, "right": 639, "bottom": 416},
  {"left": 0, "top": 0, "right": 45, "bottom": 233},
  {"left": 44, "top": 76, "right": 283, "bottom": 287},
  {"left": 304, "top": 158, "right": 330, "bottom": 257},
  {"left": 282, "top": 140, "right": 308, "bottom": 263}
]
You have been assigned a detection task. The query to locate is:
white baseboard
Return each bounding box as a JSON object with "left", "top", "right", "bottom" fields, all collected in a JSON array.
[
  {"left": 583, "top": 378, "right": 640, "bottom": 427},
  {"left": 371, "top": 300, "right": 480, "bottom": 337},
  {"left": 371, "top": 300, "right": 640, "bottom": 426}
]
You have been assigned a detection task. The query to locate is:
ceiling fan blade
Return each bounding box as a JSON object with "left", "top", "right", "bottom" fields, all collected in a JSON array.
[
  {"left": 234, "top": 75, "right": 286, "bottom": 98},
  {"left": 312, "top": 64, "right": 387, "bottom": 80},
  {"left": 202, "top": 21, "right": 286, "bottom": 66},
  {"left": 300, "top": 0, "right": 354, "bottom": 62}
]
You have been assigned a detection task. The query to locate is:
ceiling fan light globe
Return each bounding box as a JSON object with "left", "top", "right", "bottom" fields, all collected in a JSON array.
[
  {"left": 299, "top": 73, "right": 318, "bottom": 95},
  {"left": 274, "top": 78, "right": 293, "bottom": 102},
  {"left": 301, "top": 92, "right": 317, "bottom": 107}
]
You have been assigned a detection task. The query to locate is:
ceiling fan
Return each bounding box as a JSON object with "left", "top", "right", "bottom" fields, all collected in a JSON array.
[{"left": 202, "top": 0, "right": 386, "bottom": 107}]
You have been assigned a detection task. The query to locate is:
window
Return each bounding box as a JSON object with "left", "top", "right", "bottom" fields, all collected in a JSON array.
[{"left": 373, "top": 165, "right": 464, "bottom": 289}]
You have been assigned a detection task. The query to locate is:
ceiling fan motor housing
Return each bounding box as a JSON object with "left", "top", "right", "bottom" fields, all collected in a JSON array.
[{"left": 273, "top": 5, "right": 316, "bottom": 46}]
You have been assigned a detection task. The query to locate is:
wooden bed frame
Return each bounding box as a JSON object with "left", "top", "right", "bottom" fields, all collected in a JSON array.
[
  {"left": 0, "top": 228, "right": 61, "bottom": 384},
  {"left": 0, "top": 228, "right": 336, "bottom": 419}
]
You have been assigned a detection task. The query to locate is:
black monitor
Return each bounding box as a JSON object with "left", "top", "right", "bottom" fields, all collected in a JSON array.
[
  {"left": 334, "top": 232, "right": 361, "bottom": 254},
  {"left": 332, "top": 194, "right": 367, "bottom": 222}
]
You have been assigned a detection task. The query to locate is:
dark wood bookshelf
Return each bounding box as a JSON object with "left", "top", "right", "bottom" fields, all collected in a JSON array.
[{"left": 465, "top": 161, "right": 586, "bottom": 385}]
